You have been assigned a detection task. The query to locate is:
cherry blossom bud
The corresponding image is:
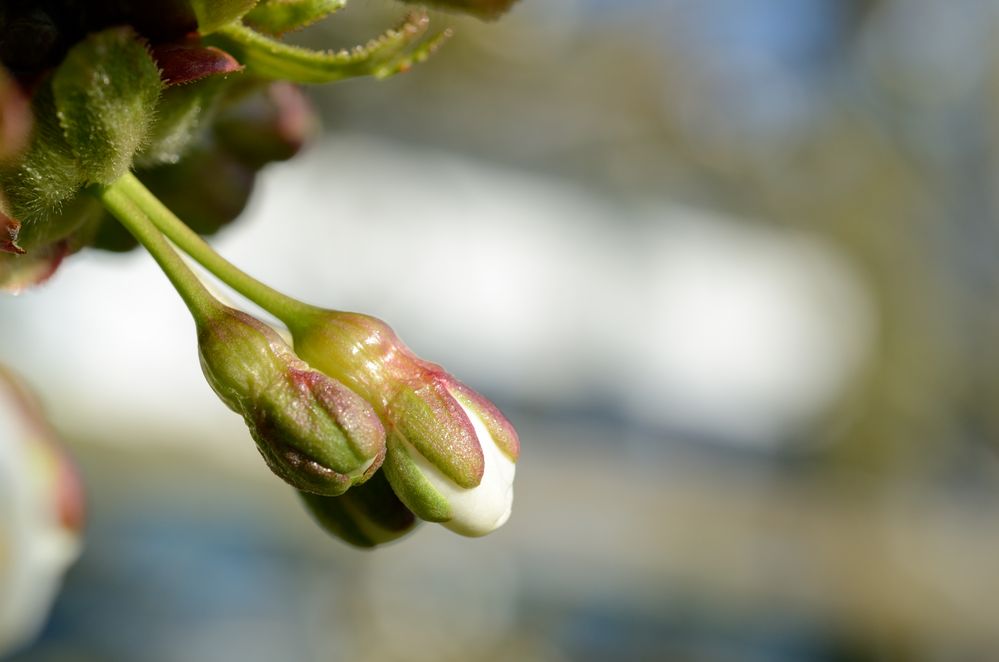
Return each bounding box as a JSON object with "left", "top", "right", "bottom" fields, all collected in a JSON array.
[
  {"left": 291, "top": 311, "right": 520, "bottom": 536},
  {"left": 198, "top": 307, "right": 385, "bottom": 496}
]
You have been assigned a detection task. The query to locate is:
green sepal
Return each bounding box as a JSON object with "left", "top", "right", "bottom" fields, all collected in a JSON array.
[
  {"left": 388, "top": 383, "right": 484, "bottom": 488},
  {"left": 397, "top": 0, "right": 519, "bottom": 20},
  {"left": 210, "top": 11, "right": 446, "bottom": 84},
  {"left": 192, "top": 0, "right": 261, "bottom": 34},
  {"left": 245, "top": 0, "right": 346, "bottom": 35},
  {"left": 0, "top": 83, "right": 84, "bottom": 223},
  {"left": 382, "top": 433, "right": 453, "bottom": 523},
  {"left": 52, "top": 27, "right": 162, "bottom": 184}
]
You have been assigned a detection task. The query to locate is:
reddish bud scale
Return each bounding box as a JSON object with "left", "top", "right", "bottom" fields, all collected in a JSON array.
[{"left": 151, "top": 40, "right": 243, "bottom": 86}]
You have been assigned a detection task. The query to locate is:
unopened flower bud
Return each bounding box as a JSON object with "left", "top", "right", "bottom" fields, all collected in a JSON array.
[
  {"left": 198, "top": 307, "right": 385, "bottom": 496},
  {"left": 291, "top": 311, "right": 520, "bottom": 536},
  {"left": 0, "top": 367, "right": 84, "bottom": 656},
  {"left": 298, "top": 470, "right": 418, "bottom": 548}
]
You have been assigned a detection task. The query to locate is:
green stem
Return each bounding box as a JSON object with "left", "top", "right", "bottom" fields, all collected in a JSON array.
[
  {"left": 209, "top": 14, "right": 441, "bottom": 84},
  {"left": 93, "top": 177, "right": 220, "bottom": 322},
  {"left": 112, "top": 172, "right": 323, "bottom": 329}
]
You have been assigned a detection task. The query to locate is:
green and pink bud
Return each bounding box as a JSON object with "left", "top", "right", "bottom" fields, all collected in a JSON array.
[
  {"left": 291, "top": 312, "right": 520, "bottom": 536},
  {"left": 198, "top": 307, "right": 386, "bottom": 496}
]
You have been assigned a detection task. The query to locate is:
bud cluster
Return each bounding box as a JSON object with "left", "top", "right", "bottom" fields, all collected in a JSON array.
[
  {"left": 197, "top": 304, "right": 520, "bottom": 546},
  {"left": 291, "top": 312, "right": 520, "bottom": 536}
]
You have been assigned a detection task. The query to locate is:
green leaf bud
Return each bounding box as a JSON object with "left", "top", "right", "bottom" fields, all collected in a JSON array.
[
  {"left": 52, "top": 26, "right": 162, "bottom": 184},
  {"left": 0, "top": 83, "right": 84, "bottom": 223}
]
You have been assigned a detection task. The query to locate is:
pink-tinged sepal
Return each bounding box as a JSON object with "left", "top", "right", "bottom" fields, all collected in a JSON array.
[
  {"left": 444, "top": 378, "right": 520, "bottom": 463},
  {"left": 386, "top": 374, "right": 485, "bottom": 489}
]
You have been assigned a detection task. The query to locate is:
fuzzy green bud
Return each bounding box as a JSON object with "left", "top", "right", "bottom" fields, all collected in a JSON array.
[{"left": 52, "top": 26, "right": 162, "bottom": 184}]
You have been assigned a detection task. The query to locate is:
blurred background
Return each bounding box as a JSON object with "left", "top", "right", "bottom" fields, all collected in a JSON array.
[{"left": 4, "top": 0, "right": 999, "bottom": 659}]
